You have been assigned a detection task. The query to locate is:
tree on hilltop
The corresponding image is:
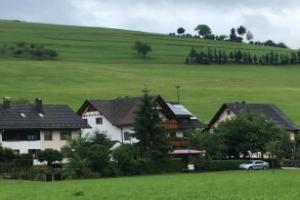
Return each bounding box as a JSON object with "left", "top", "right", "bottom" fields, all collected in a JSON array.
[
  {"left": 177, "top": 27, "right": 185, "bottom": 35},
  {"left": 194, "top": 24, "right": 212, "bottom": 39},
  {"left": 237, "top": 26, "right": 247, "bottom": 35}
]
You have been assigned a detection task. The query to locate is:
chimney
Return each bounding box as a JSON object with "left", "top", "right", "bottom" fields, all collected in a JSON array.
[
  {"left": 35, "top": 98, "right": 43, "bottom": 113},
  {"left": 3, "top": 97, "right": 11, "bottom": 109}
]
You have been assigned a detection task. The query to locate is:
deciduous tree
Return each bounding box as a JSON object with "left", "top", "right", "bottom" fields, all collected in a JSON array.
[
  {"left": 132, "top": 41, "right": 152, "bottom": 58},
  {"left": 177, "top": 27, "right": 185, "bottom": 35},
  {"left": 194, "top": 24, "right": 212, "bottom": 38}
]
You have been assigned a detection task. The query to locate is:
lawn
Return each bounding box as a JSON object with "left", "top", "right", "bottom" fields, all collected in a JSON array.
[
  {"left": 0, "top": 20, "right": 300, "bottom": 124},
  {"left": 0, "top": 171, "right": 299, "bottom": 200}
]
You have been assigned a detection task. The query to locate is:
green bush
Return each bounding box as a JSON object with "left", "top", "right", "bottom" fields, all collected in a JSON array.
[
  {"left": 112, "top": 145, "right": 182, "bottom": 176},
  {"left": 194, "top": 157, "right": 210, "bottom": 171},
  {"left": 5, "top": 167, "right": 47, "bottom": 181},
  {"left": 112, "top": 144, "right": 144, "bottom": 176},
  {"left": 140, "top": 158, "right": 183, "bottom": 174},
  {"left": 0, "top": 146, "right": 16, "bottom": 162},
  {"left": 208, "top": 160, "right": 247, "bottom": 171},
  {"left": 101, "top": 162, "right": 121, "bottom": 177}
]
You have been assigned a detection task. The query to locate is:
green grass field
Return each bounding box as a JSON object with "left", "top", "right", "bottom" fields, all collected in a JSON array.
[
  {"left": 0, "top": 20, "right": 300, "bottom": 123},
  {"left": 0, "top": 171, "right": 299, "bottom": 200}
]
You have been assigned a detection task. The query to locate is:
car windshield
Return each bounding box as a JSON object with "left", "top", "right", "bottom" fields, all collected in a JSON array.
[{"left": 245, "top": 161, "right": 253, "bottom": 164}]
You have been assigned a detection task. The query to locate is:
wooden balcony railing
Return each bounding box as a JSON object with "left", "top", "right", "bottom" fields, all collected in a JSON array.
[
  {"left": 159, "top": 120, "right": 178, "bottom": 130},
  {"left": 167, "top": 137, "right": 188, "bottom": 147}
]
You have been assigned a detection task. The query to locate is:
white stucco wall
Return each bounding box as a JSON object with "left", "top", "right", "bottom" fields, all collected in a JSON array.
[
  {"left": 0, "top": 140, "right": 41, "bottom": 154},
  {"left": 212, "top": 108, "right": 236, "bottom": 129},
  {"left": 40, "top": 130, "right": 80, "bottom": 151},
  {"left": 82, "top": 111, "right": 123, "bottom": 141}
]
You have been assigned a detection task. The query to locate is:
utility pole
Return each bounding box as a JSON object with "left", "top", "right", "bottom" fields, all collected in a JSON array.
[{"left": 175, "top": 84, "right": 180, "bottom": 103}]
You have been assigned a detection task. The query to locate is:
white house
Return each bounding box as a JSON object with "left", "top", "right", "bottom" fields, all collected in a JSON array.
[
  {"left": 206, "top": 101, "right": 300, "bottom": 140},
  {"left": 0, "top": 97, "right": 89, "bottom": 158},
  {"left": 77, "top": 95, "right": 204, "bottom": 148}
]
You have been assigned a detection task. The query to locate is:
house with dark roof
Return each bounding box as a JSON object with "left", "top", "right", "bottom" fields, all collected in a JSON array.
[
  {"left": 77, "top": 95, "right": 204, "bottom": 148},
  {"left": 0, "top": 97, "right": 89, "bottom": 157},
  {"left": 206, "top": 101, "right": 300, "bottom": 140}
]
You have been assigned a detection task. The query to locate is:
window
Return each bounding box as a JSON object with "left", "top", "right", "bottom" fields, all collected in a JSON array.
[
  {"left": 2, "top": 130, "right": 40, "bottom": 141},
  {"left": 26, "top": 132, "right": 40, "bottom": 141},
  {"left": 60, "top": 131, "right": 71, "bottom": 140},
  {"left": 44, "top": 131, "right": 52, "bottom": 141},
  {"left": 227, "top": 110, "right": 231, "bottom": 115},
  {"left": 124, "top": 132, "right": 130, "bottom": 141},
  {"left": 96, "top": 117, "right": 103, "bottom": 124}
]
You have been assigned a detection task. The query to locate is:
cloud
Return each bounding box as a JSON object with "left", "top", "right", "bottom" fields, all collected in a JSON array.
[{"left": 0, "top": 0, "right": 300, "bottom": 48}]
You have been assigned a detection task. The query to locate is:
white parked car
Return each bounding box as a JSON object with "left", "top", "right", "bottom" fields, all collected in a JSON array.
[{"left": 239, "top": 160, "right": 269, "bottom": 170}]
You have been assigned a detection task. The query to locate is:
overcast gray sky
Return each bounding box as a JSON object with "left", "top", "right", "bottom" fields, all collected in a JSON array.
[{"left": 1, "top": 0, "right": 300, "bottom": 48}]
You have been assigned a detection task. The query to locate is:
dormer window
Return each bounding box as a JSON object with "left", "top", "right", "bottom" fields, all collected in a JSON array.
[{"left": 20, "top": 113, "right": 26, "bottom": 118}]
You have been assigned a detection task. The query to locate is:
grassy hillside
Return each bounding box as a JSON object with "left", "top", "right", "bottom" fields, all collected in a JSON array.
[
  {"left": 0, "top": 20, "right": 299, "bottom": 124},
  {"left": 1, "top": 171, "right": 300, "bottom": 200}
]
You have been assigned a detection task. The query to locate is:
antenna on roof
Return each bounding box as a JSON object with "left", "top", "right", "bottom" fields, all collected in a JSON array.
[{"left": 175, "top": 82, "right": 180, "bottom": 103}]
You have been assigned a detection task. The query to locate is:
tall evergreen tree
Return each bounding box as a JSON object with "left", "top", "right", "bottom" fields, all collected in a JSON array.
[
  {"left": 253, "top": 55, "right": 258, "bottom": 64},
  {"left": 229, "top": 28, "right": 238, "bottom": 42},
  {"left": 133, "top": 88, "right": 169, "bottom": 160},
  {"left": 229, "top": 51, "right": 234, "bottom": 62},
  {"left": 297, "top": 51, "right": 300, "bottom": 64}
]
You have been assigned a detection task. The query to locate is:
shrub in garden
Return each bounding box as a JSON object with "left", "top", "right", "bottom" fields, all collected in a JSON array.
[
  {"left": 38, "top": 149, "right": 63, "bottom": 166},
  {"left": 112, "top": 144, "right": 143, "bottom": 176}
]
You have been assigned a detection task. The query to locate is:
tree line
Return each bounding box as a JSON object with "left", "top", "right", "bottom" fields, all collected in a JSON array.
[
  {"left": 186, "top": 47, "right": 300, "bottom": 65},
  {"left": 171, "top": 24, "right": 288, "bottom": 49}
]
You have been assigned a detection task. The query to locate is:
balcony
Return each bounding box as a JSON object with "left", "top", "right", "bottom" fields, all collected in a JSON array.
[
  {"left": 160, "top": 120, "right": 178, "bottom": 130},
  {"left": 167, "top": 137, "right": 188, "bottom": 148}
]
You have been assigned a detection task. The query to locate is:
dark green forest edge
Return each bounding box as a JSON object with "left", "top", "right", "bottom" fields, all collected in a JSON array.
[{"left": 186, "top": 47, "right": 300, "bottom": 65}]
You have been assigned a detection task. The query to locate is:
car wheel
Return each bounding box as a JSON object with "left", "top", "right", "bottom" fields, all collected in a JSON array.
[{"left": 248, "top": 167, "right": 253, "bottom": 170}]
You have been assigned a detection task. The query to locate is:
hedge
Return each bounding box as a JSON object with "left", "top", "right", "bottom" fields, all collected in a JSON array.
[
  {"left": 281, "top": 159, "right": 300, "bottom": 167},
  {"left": 141, "top": 158, "right": 183, "bottom": 174},
  {"left": 195, "top": 159, "right": 280, "bottom": 172}
]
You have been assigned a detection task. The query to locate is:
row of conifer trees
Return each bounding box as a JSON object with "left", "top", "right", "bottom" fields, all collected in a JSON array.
[{"left": 186, "top": 47, "right": 300, "bottom": 65}]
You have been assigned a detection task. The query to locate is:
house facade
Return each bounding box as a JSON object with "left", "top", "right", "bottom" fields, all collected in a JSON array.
[
  {"left": 0, "top": 98, "right": 89, "bottom": 157},
  {"left": 77, "top": 95, "right": 204, "bottom": 148},
  {"left": 206, "top": 101, "right": 300, "bottom": 140}
]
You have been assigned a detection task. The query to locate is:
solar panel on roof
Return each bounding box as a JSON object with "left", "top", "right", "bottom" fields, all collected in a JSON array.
[{"left": 167, "top": 103, "right": 195, "bottom": 117}]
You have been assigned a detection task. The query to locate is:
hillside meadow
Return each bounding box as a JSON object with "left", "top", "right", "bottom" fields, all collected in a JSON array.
[
  {"left": 0, "top": 20, "right": 300, "bottom": 123},
  {"left": 1, "top": 171, "right": 300, "bottom": 200}
]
